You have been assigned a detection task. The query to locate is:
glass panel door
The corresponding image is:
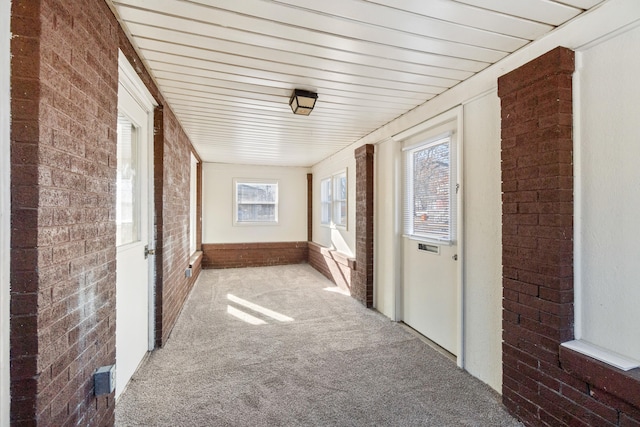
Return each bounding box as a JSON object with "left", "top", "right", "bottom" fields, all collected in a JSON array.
[{"left": 116, "top": 113, "right": 139, "bottom": 246}]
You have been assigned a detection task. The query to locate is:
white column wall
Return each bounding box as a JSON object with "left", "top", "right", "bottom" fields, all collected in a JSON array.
[
  {"left": 576, "top": 23, "right": 640, "bottom": 361},
  {"left": 373, "top": 138, "right": 401, "bottom": 319},
  {"left": 1, "top": 0, "right": 11, "bottom": 424},
  {"left": 462, "top": 91, "right": 503, "bottom": 391},
  {"left": 202, "top": 163, "right": 309, "bottom": 243}
]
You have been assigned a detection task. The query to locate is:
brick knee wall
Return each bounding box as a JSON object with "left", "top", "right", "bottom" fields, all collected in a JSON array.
[
  {"left": 499, "top": 47, "right": 640, "bottom": 426},
  {"left": 308, "top": 242, "right": 355, "bottom": 292},
  {"left": 201, "top": 242, "right": 309, "bottom": 269}
]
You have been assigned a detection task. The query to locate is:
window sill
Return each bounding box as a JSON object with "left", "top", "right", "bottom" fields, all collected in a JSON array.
[
  {"left": 562, "top": 340, "right": 640, "bottom": 371},
  {"left": 559, "top": 343, "right": 640, "bottom": 409}
]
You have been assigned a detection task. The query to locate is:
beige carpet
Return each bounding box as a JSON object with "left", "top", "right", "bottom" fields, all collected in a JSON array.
[{"left": 115, "top": 264, "right": 521, "bottom": 426}]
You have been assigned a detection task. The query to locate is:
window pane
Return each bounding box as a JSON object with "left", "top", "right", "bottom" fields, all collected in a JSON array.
[
  {"left": 237, "top": 203, "right": 275, "bottom": 222},
  {"left": 116, "top": 113, "right": 139, "bottom": 246},
  {"left": 237, "top": 183, "right": 276, "bottom": 204},
  {"left": 334, "top": 173, "right": 347, "bottom": 227},
  {"left": 235, "top": 181, "right": 278, "bottom": 223},
  {"left": 320, "top": 178, "right": 331, "bottom": 224},
  {"left": 412, "top": 141, "right": 450, "bottom": 239}
]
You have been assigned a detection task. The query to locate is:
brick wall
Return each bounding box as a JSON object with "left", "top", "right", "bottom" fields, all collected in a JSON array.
[
  {"left": 499, "top": 47, "right": 640, "bottom": 426},
  {"left": 9, "top": 0, "right": 202, "bottom": 423},
  {"left": 10, "top": 0, "right": 118, "bottom": 424},
  {"left": 308, "top": 242, "right": 354, "bottom": 292},
  {"left": 202, "top": 242, "right": 308, "bottom": 269},
  {"left": 352, "top": 144, "right": 374, "bottom": 307}
]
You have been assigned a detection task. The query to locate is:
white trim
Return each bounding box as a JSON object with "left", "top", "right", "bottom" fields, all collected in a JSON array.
[
  {"left": 454, "top": 106, "right": 464, "bottom": 369},
  {"left": 118, "top": 51, "right": 157, "bottom": 112},
  {"left": 573, "top": 51, "right": 583, "bottom": 341},
  {"left": 1, "top": 0, "right": 11, "bottom": 424},
  {"left": 562, "top": 340, "right": 640, "bottom": 371}
]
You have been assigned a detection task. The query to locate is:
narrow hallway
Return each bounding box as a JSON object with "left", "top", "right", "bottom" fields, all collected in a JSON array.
[{"left": 116, "top": 265, "right": 519, "bottom": 426}]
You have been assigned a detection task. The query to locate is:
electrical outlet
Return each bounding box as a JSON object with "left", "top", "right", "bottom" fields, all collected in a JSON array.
[{"left": 94, "top": 365, "right": 116, "bottom": 396}]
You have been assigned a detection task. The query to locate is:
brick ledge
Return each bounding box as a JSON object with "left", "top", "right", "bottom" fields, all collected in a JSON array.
[{"left": 560, "top": 345, "right": 640, "bottom": 409}]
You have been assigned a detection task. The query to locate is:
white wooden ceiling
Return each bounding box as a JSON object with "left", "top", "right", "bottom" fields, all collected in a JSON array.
[{"left": 108, "top": 0, "right": 604, "bottom": 166}]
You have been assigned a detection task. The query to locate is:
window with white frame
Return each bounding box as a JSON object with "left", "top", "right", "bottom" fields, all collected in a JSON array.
[
  {"left": 233, "top": 179, "right": 278, "bottom": 225},
  {"left": 320, "top": 177, "right": 331, "bottom": 225},
  {"left": 403, "top": 134, "right": 455, "bottom": 243},
  {"left": 320, "top": 171, "right": 347, "bottom": 229},
  {"left": 333, "top": 171, "right": 347, "bottom": 228}
]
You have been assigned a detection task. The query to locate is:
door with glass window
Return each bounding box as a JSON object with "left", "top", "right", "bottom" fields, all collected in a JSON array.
[
  {"left": 401, "top": 126, "right": 460, "bottom": 357},
  {"left": 115, "top": 75, "right": 154, "bottom": 399}
]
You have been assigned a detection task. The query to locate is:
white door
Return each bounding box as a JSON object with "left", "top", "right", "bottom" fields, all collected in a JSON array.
[
  {"left": 400, "top": 114, "right": 462, "bottom": 358},
  {"left": 115, "top": 53, "right": 156, "bottom": 399}
]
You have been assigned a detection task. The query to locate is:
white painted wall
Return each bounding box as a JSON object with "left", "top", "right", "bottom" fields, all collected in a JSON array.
[
  {"left": 310, "top": 0, "right": 640, "bottom": 393},
  {"left": 311, "top": 148, "right": 356, "bottom": 257},
  {"left": 462, "top": 91, "right": 503, "bottom": 391},
  {"left": 575, "top": 23, "right": 640, "bottom": 362},
  {"left": 373, "top": 138, "right": 401, "bottom": 319},
  {"left": 202, "top": 163, "right": 309, "bottom": 243},
  {"left": 1, "top": 0, "right": 10, "bottom": 424}
]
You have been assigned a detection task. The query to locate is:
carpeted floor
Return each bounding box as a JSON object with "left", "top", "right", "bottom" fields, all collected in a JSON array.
[{"left": 115, "top": 264, "right": 521, "bottom": 426}]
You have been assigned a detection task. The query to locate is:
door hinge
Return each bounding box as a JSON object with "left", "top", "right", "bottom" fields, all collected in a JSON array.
[
  {"left": 456, "top": 183, "right": 460, "bottom": 194},
  {"left": 144, "top": 245, "right": 156, "bottom": 259},
  {"left": 452, "top": 254, "right": 458, "bottom": 261}
]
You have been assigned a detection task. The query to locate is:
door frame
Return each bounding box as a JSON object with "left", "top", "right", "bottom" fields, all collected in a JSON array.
[
  {"left": 117, "top": 50, "right": 158, "bottom": 351},
  {"left": 393, "top": 106, "right": 465, "bottom": 368}
]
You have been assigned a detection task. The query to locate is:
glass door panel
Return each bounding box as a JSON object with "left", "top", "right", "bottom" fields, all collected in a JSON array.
[{"left": 116, "top": 113, "right": 139, "bottom": 246}]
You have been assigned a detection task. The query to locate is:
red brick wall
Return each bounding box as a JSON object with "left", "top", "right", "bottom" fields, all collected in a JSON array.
[
  {"left": 308, "top": 242, "right": 354, "bottom": 292},
  {"left": 352, "top": 144, "right": 374, "bottom": 307},
  {"left": 157, "top": 107, "right": 200, "bottom": 345},
  {"left": 10, "top": 0, "right": 118, "bottom": 424},
  {"left": 9, "top": 0, "right": 202, "bottom": 423},
  {"left": 499, "top": 47, "right": 640, "bottom": 426},
  {"left": 202, "top": 242, "right": 308, "bottom": 269}
]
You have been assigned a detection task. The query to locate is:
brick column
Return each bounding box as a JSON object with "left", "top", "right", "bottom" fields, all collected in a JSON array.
[
  {"left": 499, "top": 47, "right": 576, "bottom": 425},
  {"left": 352, "top": 144, "right": 374, "bottom": 307}
]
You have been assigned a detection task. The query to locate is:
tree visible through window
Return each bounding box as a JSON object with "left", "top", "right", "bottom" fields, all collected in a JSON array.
[
  {"left": 404, "top": 136, "right": 453, "bottom": 242},
  {"left": 234, "top": 180, "right": 278, "bottom": 224}
]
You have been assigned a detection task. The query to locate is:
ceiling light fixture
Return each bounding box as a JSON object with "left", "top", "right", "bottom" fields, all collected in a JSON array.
[{"left": 289, "top": 89, "right": 318, "bottom": 116}]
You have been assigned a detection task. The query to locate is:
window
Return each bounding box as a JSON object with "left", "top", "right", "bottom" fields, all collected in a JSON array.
[
  {"left": 320, "top": 177, "right": 331, "bottom": 225},
  {"left": 116, "top": 113, "right": 140, "bottom": 246},
  {"left": 320, "top": 171, "right": 347, "bottom": 229},
  {"left": 333, "top": 172, "right": 347, "bottom": 227},
  {"left": 234, "top": 179, "right": 278, "bottom": 224},
  {"left": 403, "top": 135, "right": 455, "bottom": 243}
]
